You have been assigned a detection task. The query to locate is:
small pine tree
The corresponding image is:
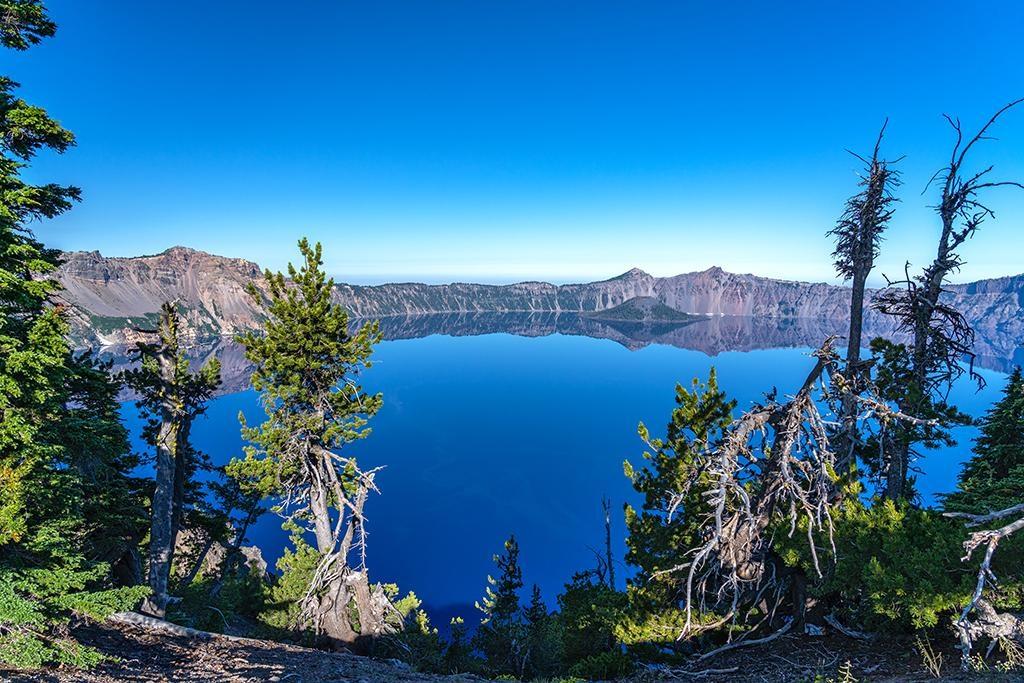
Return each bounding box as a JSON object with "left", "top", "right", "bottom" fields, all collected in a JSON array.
[
  {"left": 623, "top": 370, "right": 735, "bottom": 615},
  {"left": 557, "top": 572, "right": 625, "bottom": 666},
  {"left": 942, "top": 367, "right": 1024, "bottom": 514},
  {"left": 474, "top": 535, "right": 526, "bottom": 676},
  {"left": 442, "top": 617, "right": 477, "bottom": 674},
  {"left": 523, "top": 584, "right": 563, "bottom": 679}
]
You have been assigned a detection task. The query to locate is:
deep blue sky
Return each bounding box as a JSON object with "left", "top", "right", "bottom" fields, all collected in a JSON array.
[{"left": 6, "top": 1, "right": 1024, "bottom": 283}]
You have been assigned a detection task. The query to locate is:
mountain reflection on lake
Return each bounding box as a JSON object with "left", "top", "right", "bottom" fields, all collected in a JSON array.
[{"left": 112, "top": 314, "right": 1010, "bottom": 617}]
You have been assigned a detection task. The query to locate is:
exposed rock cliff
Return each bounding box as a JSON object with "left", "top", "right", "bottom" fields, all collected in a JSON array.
[
  {"left": 58, "top": 247, "right": 269, "bottom": 345},
  {"left": 56, "top": 247, "right": 1024, "bottom": 357}
]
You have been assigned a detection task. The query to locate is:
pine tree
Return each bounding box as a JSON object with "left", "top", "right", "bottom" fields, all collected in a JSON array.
[
  {"left": 623, "top": 370, "right": 735, "bottom": 612},
  {"left": 942, "top": 368, "right": 1024, "bottom": 514},
  {"left": 0, "top": 1, "right": 148, "bottom": 667},
  {"left": 123, "top": 302, "right": 221, "bottom": 617},
  {"left": 233, "top": 238, "right": 389, "bottom": 647},
  {"left": 523, "top": 584, "right": 562, "bottom": 679},
  {"left": 474, "top": 535, "right": 526, "bottom": 676},
  {"left": 64, "top": 352, "right": 149, "bottom": 585}
]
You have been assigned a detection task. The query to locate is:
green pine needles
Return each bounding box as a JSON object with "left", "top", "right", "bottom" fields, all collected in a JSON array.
[
  {"left": 0, "top": 0, "right": 149, "bottom": 668},
  {"left": 233, "top": 238, "right": 389, "bottom": 645},
  {"left": 943, "top": 367, "right": 1024, "bottom": 515}
]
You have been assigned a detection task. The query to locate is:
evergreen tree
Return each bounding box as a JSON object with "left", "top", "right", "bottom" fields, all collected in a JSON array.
[
  {"left": 232, "top": 238, "right": 389, "bottom": 646},
  {"left": 623, "top": 370, "right": 734, "bottom": 613},
  {"left": 474, "top": 535, "right": 526, "bottom": 676},
  {"left": 123, "top": 302, "right": 221, "bottom": 617},
  {"left": 442, "top": 617, "right": 476, "bottom": 674},
  {"left": 942, "top": 368, "right": 1024, "bottom": 514},
  {"left": 523, "top": 584, "right": 563, "bottom": 679},
  {"left": 557, "top": 571, "right": 625, "bottom": 667},
  {"left": 64, "top": 352, "right": 149, "bottom": 585},
  {"left": 0, "top": 1, "right": 147, "bottom": 667}
]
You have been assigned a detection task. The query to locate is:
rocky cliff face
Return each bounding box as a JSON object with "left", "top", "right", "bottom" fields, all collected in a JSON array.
[
  {"left": 56, "top": 247, "right": 1024, "bottom": 356},
  {"left": 58, "top": 247, "right": 270, "bottom": 345}
]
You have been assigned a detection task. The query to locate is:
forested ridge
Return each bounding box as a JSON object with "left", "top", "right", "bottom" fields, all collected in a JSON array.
[{"left": 3, "top": 2, "right": 1024, "bottom": 681}]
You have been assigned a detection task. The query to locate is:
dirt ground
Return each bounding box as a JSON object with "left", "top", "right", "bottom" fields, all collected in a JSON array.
[
  {"left": 0, "top": 620, "right": 479, "bottom": 683},
  {"left": 1, "top": 619, "right": 1019, "bottom": 682}
]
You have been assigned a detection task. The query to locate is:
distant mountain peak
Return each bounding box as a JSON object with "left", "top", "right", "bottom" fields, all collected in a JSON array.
[{"left": 616, "top": 267, "right": 651, "bottom": 279}]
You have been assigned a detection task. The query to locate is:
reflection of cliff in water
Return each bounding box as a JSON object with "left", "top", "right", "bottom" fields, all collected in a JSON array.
[
  {"left": 374, "top": 312, "right": 840, "bottom": 354},
  {"left": 374, "top": 312, "right": 1022, "bottom": 371},
  {"left": 96, "top": 340, "right": 256, "bottom": 399},
  {"left": 99, "top": 312, "right": 1023, "bottom": 397}
]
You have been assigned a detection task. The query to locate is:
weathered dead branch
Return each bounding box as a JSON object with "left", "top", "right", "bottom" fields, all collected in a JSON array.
[
  {"left": 872, "top": 98, "right": 1023, "bottom": 499},
  {"left": 944, "top": 503, "right": 1024, "bottom": 666}
]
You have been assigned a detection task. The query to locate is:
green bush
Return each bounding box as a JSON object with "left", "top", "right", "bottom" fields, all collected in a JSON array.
[
  {"left": 778, "top": 497, "right": 971, "bottom": 632},
  {"left": 567, "top": 650, "right": 634, "bottom": 680},
  {"left": 168, "top": 565, "right": 268, "bottom": 635},
  {"left": 370, "top": 586, "right": 450, "bottom": 673},
  {"left": 256, "top": 536, "right": 319, "bottom": 639},
  {"left": 557, "top": 573, "right": 626, "bottom": 666}
]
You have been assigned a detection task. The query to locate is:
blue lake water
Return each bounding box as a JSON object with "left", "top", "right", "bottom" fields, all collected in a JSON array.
[{"left": 119, "top": 326, "right": 1006, "bottom": 619}]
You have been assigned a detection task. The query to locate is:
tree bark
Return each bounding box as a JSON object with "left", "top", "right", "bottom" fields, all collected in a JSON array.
[
  {"left": 143, "top": 415, "right": 178, "bottom": 617},
  {"left": 141, "top": 337, "right": 180, "bottom": 618},
  {"left": 836, "top": 269, "right": 868, "bottom": 473}
]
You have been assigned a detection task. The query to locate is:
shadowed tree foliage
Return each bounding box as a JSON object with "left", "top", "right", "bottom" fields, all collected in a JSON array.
[
  {"left": 942, "top": 368, "right": 1024, "bottom": 515},
  {"left": 0, "top": 0, "right": 148, "bottom": 668},
  {"left": 64, "top": 352, "right": 149, "bottom": 586},
  {"left": 474, "top": 535, "right": 527, "bottom": 676}
]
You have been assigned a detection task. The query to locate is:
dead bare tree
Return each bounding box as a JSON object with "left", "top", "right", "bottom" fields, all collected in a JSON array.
[
  {"left": 673, "top": 341, "right": 842, "bottom": 640},
  {"left": 645, "top": 338, "right": 937, "bottom": 657},
  {"left": 873, "top": 98, "right": 1024, "bottom": 499},
  {"left": 603, "top": 496, "right": 616, "bottom": 589},
  {"left": 944, "top": 504, "right": 1024, "bottom": 667},
  {"left": 828, "top": 121, "right": 901, "bottom": 471}
]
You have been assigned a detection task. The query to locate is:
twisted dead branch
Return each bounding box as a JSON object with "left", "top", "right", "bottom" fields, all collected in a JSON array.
[
  {"left": 669, "top": 340, "right": 842, "bottom": 642},
  {"left": 654, "top": 336, "right": 941, "bottom": 656},
  {"left": 944, "top": 503, "right": 1024, "bottom": 666},
  {"left": 872, "top": 98, "right": 1023, "bottom": 499}
]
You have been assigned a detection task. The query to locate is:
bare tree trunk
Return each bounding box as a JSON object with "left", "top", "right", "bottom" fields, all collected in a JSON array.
[
  {"left": 830, "top": 123, "right": 898, "bottom": 473},
  {"left": 602, "top": 496, "right": 615, "bottom": 589},
  {"left": 169, "top": 420, "right": 193, "bottom": 554},
  {"left": 144, "top": 413, "right": 178, "bottom": 617},
  {"left": 945, "top": 503, "right": 1024, "bottom": 665},
  {"left": 836, "top": 270, "right": 868, "bottom": 472},
  {"left": 297, "top": 445, "right": 396, "bottom": 650}
]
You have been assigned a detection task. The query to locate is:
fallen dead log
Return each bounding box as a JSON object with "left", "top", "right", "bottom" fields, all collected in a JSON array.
[{"left": 107, "top": 611, "right": 266, "bottom": 645}]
